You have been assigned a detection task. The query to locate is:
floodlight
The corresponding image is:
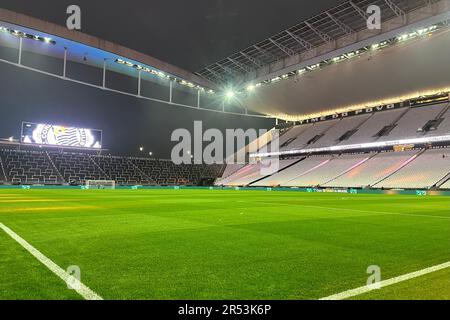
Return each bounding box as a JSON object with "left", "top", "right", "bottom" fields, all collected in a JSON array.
[
  {"left": 225, "top": 90, "right": 235, "bottom": 99},
  {"left": 246, "top": 85, "right": 255, "bottom": 92}
]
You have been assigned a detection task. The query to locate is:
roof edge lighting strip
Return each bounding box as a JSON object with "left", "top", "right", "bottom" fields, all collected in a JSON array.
[
  {"left": 115, "top": 58, "right": 215, "bottom": 94},
  {"left": 251, "top": 135, "right": 450, "bottom": 158}
]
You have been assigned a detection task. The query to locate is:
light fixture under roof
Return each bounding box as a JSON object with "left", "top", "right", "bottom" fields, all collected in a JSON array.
[{"left": 0, "top": 25, "right": 56, "bottom": 45}]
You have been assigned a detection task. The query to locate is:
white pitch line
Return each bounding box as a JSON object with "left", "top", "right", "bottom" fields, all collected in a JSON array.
[
  {"left": 320, "top": 261, "right": 450, "bottom": 300},
  {"left": 297, "top": 204, "right": 450, "bottom": 220},
  {"left": 0, "top": 222, "right": 103, "bottom": 300}
]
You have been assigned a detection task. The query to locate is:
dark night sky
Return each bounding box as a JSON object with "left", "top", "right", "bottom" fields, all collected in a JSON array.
[
  {"left": 0, "top": 1, "right": 345, "bottom": 158},
  {"left": 0, "top": 0, "right": 344, "bottom": 71}
]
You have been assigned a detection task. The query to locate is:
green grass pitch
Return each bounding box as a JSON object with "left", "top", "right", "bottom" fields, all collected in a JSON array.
[{"left": 0, "top": 189, "right": 449, "bottom": 300}]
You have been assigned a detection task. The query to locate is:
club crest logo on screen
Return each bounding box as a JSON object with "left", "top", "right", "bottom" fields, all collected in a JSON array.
[
  {"left": 21, "top": 123, "right": 102, "bottom": 149},
  {"left": 37, "top": 125, "right": 88, "bottom": 147}
]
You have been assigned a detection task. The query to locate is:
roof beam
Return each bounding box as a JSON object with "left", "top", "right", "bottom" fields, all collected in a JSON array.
[
  {"left": 227, "top": 57, "right": 252, "bottom": 73},
  {"left": 285, "top": 30, "right": 314, "bottom": 50},
  {"left": 205, "top": 67, "right": 227, "bottom": 83},
  {"left": 240, "top": 52, "right": 263, "bottom": 68},
  {"left": 216, "top": 62, "right": 241, "bottom": 78},
  {"left": 385, "top": 0, "right": 406, "bottom": 23},
  {"left": 349, "top": 1, "right": 368, "bottom": 20},
  {"left": 253, "top": 45, "right": 278, "bottom": 60},
  {"left": 268, "top": 38, "right": 296, "bottom": 56},
  {"left": 325, "top": 11, "right": 354, "bottom": 35},
  {"left": 305, "top": 21, "right": 333, "bottom": 43}
]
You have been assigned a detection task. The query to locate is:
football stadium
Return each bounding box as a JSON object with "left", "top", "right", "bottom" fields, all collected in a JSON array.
[{"left": 0, "top": 0, "right": 449, "bottom": 305}]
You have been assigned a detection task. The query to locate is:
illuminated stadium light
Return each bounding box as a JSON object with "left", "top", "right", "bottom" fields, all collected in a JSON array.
[
  {"left": 246, "top": 84, "right": 256, "bottom": 92},
  {"left": 271, "top": 77, "right": 282, "bottom": 83},
  {"left": 225, "top": 90, "right": 235, "bottom": 99},
  {"left": 307, "top": 63, "right": 320, "bottom": 70},
  {"left": 139, "top": 147, "right": 144, "bottom": 152},
  {"left": 8, "top": 136, "right": 13, "bottom": 142},
  {"left": 0, "top": 25, "right": 56, "bottom": 45},
  {"left": 251, "top": 134, "right": 450, "bottom": 158}
]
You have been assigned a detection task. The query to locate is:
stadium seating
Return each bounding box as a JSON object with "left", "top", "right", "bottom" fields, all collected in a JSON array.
[
  {"left": 324, "top": 150, "right": 419, "bottom": 188},
  {"left": 342, "top": 108, "right": 407, "bottom": 144},
  {"left": 0, "top": 148, "right": 225, "bottom": 186},
  {"left": 216, "top": 159, "right": 297, "bottom": 186},
  {"left": 281, "top": 154, "right": 372, "bottom": 187},
  {"left": 49, "top": 152, "right": 107, "bottom": 185},
  {"left": 129, "top": 158, "right": 224, "bottom": 186},
  {"left": 0, "top": 149, "right": 61, "bottom": 185},
  {"left": 1, "top": 102, "right": 450, "bottom": 189},
  {"left": 92, "top": 155, "right": 154, "bottom": 186},
  {"left": 378, "top": 104, "right": 448, "bottom": 141},
  {"left": 220, "top": 164, "right": 245, "bottom": 180},
  {"left": 425, "top": 104, "right": 450, "bottom": 137},
  {"left": 281, "top": 120, "right": 339, "bottom": 150},
  {"left": 440, "top": 178, "right": 450, "bottom": 189},
  {"left": 373, "top": 148, "right": 450, "bottom": 189},
  {"left": 272, "top": 103, "right": 449, "bottom": 152},
  {"left": 307, "top": 115, "right": 372, "bottom": 148}
]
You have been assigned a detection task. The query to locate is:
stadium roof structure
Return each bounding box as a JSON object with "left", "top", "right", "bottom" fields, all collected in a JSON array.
[
  {"left": 0, "top": 8, "right": 267, "bottom": 118},
  {"left": 197, "top": 0, "right": 436, "bottom": 84},
  {"left": 196, "top": 0, "right": 450, "bottom": 120}
]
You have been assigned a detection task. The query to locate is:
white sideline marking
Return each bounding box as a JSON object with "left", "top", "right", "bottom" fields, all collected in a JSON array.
[
  {"left": 0, "top": 223, "right": 103, "bottom": 300},
  {"left": 320, "top": 261, "right": 450, "bottom": 300}
]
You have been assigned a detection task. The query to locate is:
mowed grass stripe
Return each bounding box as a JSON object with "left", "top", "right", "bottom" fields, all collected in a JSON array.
[{"left": 0, "top": 189, "right": 448, "bottom": 299}]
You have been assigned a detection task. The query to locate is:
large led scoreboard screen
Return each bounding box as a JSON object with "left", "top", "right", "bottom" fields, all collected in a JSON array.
[{"left": 21, "top": 122, "right": 102, "bottom": 149}]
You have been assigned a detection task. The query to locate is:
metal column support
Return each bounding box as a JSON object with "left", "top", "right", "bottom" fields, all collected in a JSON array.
[
  {"left": 197, "top": 90, "right": 201, "bottom": 109},
  {"left": 102, "top": 59, "right": 107, "bottom": 88},
  {"left": 137, "top": 70, "right": 141, "bottom": 96},
  {"left": 18, "top": 37, "right": 23, "bottom": 65},
  {"left": 63, "top": 47, "right": 67, "bottom": 78},
  {"left": 169, "top": 80, "right": 173, "bottom": 103}
]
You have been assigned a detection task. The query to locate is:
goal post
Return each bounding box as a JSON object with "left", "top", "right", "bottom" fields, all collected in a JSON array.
[{"left": 85, "top": 180, "right": 116, "bottom": 189}]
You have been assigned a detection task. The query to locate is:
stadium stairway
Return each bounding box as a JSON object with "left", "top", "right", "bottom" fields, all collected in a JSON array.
[
  {"left": 435, "top": 171, "right": 450, "bottom": 189},
  {"left": 45, "top": 151, "right": 66, "bottom": 184},
  {"left": 127, "top": 158, "right": 157, "bottom": 185},
  {"left": 320, "top": 153, "right": 378, "bottom": 186},
  {"left": 249, "top": 157, "right": 306, "bottom": 186},
  {"left": 88, "top": 154, "right": 110, "bottom": 180},
  {"left": 0, "top": 152, "right": 7, "bottom": 183}
]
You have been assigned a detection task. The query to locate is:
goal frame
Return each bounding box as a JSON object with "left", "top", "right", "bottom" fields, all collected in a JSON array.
[{"left": 85, "top": 180, "right": 116, "bottom": 190}]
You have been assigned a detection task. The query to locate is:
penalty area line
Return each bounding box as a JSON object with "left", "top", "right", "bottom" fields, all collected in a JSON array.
[
  {"left": 0, "top": 222, "right": 103, "bottom": 300},
  {"left": 320, "top": 261, "right": 450, "bottom": 300}
]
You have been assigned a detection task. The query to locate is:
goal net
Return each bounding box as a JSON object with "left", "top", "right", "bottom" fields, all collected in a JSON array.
[{"left": 85, "top": 180, "right": 116, "bottom": 190}]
